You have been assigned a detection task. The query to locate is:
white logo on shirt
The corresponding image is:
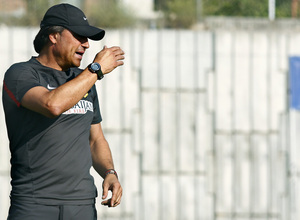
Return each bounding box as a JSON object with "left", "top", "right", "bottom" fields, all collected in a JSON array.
[
  {"left": 63, "top": 100, "right": 93, "bottom": 115},
  {"left": 47, "top": 84, "right": 57, "bottom": 90},
  {"left": 83, "top": 17, "right": 87, "bottom": 21}
]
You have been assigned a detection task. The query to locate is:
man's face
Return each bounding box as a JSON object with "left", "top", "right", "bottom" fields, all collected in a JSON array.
[{"left": 53, "top": 29, "right": 89, "bottom": 70}]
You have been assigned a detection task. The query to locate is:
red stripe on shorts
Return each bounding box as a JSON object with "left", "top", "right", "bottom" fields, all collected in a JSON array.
[{"left": 3, "top": 81, "right": 21, "bottom": 107}]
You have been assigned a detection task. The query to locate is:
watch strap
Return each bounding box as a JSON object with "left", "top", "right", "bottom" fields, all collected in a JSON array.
[
  {"left": 88, "top": 63, "right": 104, "bottom": 80},
  {"left": 105, "top": 169, "right": 118, "bottom": 179},
  {"left": 96, "top": 68, "right": 104, "bottom": 80}
]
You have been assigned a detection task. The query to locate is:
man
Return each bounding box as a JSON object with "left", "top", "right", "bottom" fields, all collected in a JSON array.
[{"left": 2, "top": 3, "right": 124, "bottom": 220}]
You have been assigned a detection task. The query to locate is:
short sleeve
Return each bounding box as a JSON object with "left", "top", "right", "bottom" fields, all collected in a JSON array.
[
  {"left": 91, "top": 85, "right": 102, "bottom": 124},
  {"left": 4, "top": 62, "right": 41, "bottom": 103}
]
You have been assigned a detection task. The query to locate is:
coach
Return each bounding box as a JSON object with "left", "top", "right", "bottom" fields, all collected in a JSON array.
[{"left": 2, "top": 3, "right": 124, "bottom": 220}]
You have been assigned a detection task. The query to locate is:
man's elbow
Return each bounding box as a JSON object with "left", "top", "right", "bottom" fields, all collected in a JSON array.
[{"left": 45, "top": 102, "right": 64, "bottom": 118}]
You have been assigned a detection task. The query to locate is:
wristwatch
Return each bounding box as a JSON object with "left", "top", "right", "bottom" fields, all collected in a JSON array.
[{"left": 88, "top": 62, "right": 104, "bottom": 80}]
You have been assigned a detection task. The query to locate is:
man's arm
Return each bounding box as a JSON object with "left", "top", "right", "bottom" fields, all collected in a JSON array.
[
  {"left": 21, "top": 46, "right": 124, "bottom": 118},
  {"left": 89, "top": 123, "right": 122, "bottom": 207}
]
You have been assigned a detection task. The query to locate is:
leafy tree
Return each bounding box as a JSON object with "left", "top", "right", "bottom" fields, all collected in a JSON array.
[
  {"left": 276, "top": 0, "right": 292, "bottom": 17},
  {"left": 157, "top": 0, "right": 293, "bottom": 28},
  {"left": 12, "top": 0, "right": 59, "bottom": 26},
  {"left": 202, "top": 0, "right": 268, "bottom": 17},
  {"left": 0, "top": 0, "right": 136, "bottom": 28},
  {"left": 163, "top": 0, "right": 197, "bottom": 28},
  {"left": 85, "top": 0, "right": 136, "bottom": 28},
  {"left": 202, "top": 0, "right": 291, "bottom": 18}
]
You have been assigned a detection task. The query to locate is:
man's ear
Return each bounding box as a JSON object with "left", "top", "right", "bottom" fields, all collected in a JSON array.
[{"left": 49, "top": 33, "right": 59, "bottom": 44}]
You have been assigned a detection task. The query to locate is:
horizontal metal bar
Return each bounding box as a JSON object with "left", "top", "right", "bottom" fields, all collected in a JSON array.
[
  {"left": 214, "top": 130, "right": 280, "bottom": 135},
  {"left": 141, "top": 87, "right": 206, "bottom": 94},
  {"left": 103, "top": 128, "right": 132, "bottom": 134},
  {"left": 140, "top": 170, "right": 207, "bottom": 176},
  {"left": 101, "top": 212, "right": 134, "bottom": 218},
  {"left": 215, "top": 212, "right": 280, "bottom": 218}
]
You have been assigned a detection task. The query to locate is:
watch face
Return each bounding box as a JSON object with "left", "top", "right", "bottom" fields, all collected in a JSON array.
[{"left": 91, "top": 62, "right": 101, "bottom": 72}]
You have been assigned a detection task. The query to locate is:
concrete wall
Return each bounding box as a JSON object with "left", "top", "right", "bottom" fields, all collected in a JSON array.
[{"left": 0, "top": 26, "right": 299, "bottom": 220}]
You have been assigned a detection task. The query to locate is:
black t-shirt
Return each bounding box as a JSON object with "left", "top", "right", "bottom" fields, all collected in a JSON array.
[{"left": 2, "top": 57, "right": 102, "bottom": 205}]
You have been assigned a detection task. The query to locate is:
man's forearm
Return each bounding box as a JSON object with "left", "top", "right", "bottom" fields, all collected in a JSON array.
[
  {"left": 21, "top": 46, "right": 124, "bottom": 118},
  {"left": 91, "top": 138, "right": 115, "bottom": 179},
  {"left": 21, "top": 68, "right": 98, "bottom": 118},
  {"left": 43, "top": 69, "right": 97, "bottom": 115}
]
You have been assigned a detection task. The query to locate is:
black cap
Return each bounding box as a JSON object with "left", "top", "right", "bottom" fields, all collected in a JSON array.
[{"left": 40, "top": 3, "right": 105, "bottom": 41}]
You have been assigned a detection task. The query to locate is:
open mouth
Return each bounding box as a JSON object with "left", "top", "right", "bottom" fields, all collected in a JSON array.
[
  {"left": 75, "top": 51, "right": 84, "bottom": 60},
  {"left": 76, "top": 51, "right": 84, "bottom": 56}
]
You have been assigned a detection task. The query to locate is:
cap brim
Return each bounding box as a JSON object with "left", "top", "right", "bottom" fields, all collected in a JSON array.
[{"left": 68, "top": 25, "right": 105, "bottom": 41}]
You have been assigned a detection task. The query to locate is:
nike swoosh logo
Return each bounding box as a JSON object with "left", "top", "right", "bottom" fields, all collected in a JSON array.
[
  {"left": 83, "top": 17, "right": 87, "bottom": 20},
  {"left": 47, "top": 84, "right": 57, "bottom": 90}
]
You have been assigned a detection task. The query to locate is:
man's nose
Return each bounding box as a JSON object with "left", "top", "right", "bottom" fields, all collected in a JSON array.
[{"left": 82, "top": 38, "right": 89, "bottom": 49}]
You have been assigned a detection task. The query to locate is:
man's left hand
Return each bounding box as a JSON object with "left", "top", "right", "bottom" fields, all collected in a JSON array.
[{"left": 101, "top": 174, "right": 122, "bottom": 207}]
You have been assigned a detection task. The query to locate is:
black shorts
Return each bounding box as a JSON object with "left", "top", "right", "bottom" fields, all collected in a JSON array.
[{"left": 7, "top": 201, "right": 97, "bottom": 220}]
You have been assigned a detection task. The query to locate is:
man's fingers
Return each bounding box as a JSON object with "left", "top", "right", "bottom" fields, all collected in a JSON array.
[
  {"left": 113, "top": 193, "right": 122, "bottom": 207},
  {"left": 102, "top": 184, "right": 108, "bottom": 199},
  {"left": 94, "top": 46, "right": 125, "bottom": 74},
  {"left": 101, "top": 199, "right": 121, "bottom": 207},
  {"left": 116, "top": 54, "right": 125, "bottom": 60},
  {"left": 101, "top": 198, "right": 120, "bottom": 207},
  {"left": 110, "top": 46, "right": 124, "bottom": 53},
  {"left": 101, "top": 199, "right": 109, "bottom": 206},
  {"left": 116, "top": 61, "right": 124, "bottom": 67},
  {"left": 101, "top": 181, "right": 122, "bottom": 208},
  {"left": 110, "top": 47, "right": 125, "bottom": 58},
  {"left": 110, "top": 185, "right": 122, "bottom": 207}
]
